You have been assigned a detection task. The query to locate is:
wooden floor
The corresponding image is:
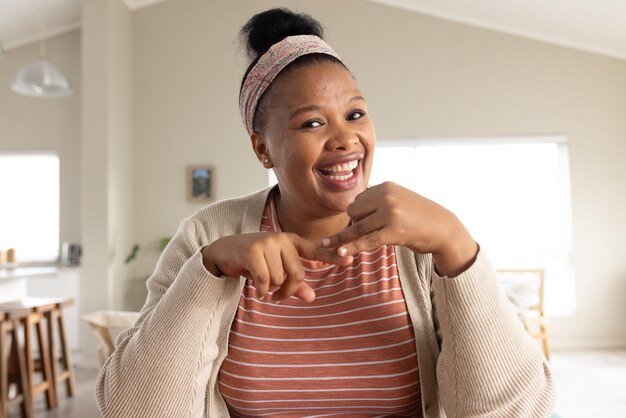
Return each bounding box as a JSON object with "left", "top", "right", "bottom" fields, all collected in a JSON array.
[{"left": 5, "top": 350, "right": 626, "bottom": 417}]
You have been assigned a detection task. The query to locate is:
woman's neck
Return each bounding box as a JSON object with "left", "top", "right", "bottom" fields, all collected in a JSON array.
[{"left": 273, "top": 189, "right": 350, "bottom": 244}]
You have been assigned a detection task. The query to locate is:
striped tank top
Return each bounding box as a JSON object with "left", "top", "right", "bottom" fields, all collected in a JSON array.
[{"left": 217, "top": 191, "right": 422, "bottom": 417}]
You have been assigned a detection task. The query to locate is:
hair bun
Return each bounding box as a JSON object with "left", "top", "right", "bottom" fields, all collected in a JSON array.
[{"left": 241, "top": 8, "right": 324, "bottom": 60}]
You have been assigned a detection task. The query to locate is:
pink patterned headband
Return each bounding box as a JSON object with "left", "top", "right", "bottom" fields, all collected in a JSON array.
[{"left": 239, "top": 34, "right": 343, "bottom": 135}]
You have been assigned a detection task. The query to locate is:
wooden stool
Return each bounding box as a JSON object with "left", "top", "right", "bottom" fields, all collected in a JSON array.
[
  {"left": 44, "top": 299, "right": 76, "bottom": 399},
  {"left": 0, "top": 298, "right": 67, "bottom": 412},
  {"left": 0, "top": 309, "right": 34, "bottom": 418},
  {"left": 7, "top": 298, "right": 76, "bottom": 401}
]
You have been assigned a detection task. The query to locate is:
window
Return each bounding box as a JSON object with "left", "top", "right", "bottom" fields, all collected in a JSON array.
[
  {"left": 0, "top": 153, "right": 60, "bottom": 264},
  {"left": 370, "top": 136, "right": 575, "bottom": 316}
]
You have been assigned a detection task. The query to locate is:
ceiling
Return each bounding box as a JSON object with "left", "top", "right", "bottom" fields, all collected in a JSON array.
[
  {"left": 0, "top": 0, "right": 80, "bottom": 50},
  {"left": 1, "top": 0, "right": 625, "bottom": 60},
  {"left": 0, "top": 0, "right": 163, "bottom": 51},
  {"left": 368, "top": 0, "right": 626, "bottom": 60}
]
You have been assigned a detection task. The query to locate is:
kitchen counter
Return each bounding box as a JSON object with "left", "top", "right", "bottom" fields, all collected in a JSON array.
[
  {"left": 0, "top": 265, "right": 59, "bottom": 281},
  {"left": 0, "top": 265, "right": 80, "bottom": 304}
]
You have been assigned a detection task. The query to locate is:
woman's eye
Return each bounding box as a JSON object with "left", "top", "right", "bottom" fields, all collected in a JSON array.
[
  {"left": 302, "top": 120, "right": 323, "bottom": 129},
  {"left": 348, "top": 110, "right": 366, "bottom": 121}
]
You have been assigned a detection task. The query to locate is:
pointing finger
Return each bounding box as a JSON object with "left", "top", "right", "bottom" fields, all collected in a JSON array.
[
  {"left": 292, "top": 282, "right": 316, "bottom": 302},
  {"left": 245, "top": 255, "right": 270, "bottom": 299},
  {"left": 291, "top": 234, "right": 353, "bottom": 266},
  {"left": 271, "top": 246, "right": 313, "bottom": 303}
]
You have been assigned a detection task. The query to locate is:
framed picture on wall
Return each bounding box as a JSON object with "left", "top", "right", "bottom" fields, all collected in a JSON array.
[{"left": 187, "top": 165, "right": 214, "bottom": 202}]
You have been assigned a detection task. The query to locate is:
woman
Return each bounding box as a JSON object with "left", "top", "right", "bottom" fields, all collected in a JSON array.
[{"left": 96, "top": 8, "right": 555, "bottom": 418}]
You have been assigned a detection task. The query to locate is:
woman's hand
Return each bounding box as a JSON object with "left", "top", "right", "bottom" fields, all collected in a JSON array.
[
  {"left": 321, "top": 182, "right": 478, "bottom": 277},
  {"left": 201, "top": 232, "right": 353, "bottom": 303}
]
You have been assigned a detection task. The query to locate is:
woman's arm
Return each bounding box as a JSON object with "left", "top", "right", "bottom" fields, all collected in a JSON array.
[
  {"left": 322, "top": 182, "right": 555, "bottom": 417},
  {"left": 96, "top": 218, "right": 241, "bottom": 418},
  {"left": 96, "top": 215, "right": 351, "bottom": 417},
  {"left": 430, "top": 250, "right": 555, "bottom": 417}
]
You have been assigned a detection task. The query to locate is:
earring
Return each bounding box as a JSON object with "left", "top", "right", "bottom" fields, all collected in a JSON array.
[{"left": 263, "top": 157, "right": 270, "bottom": 164}]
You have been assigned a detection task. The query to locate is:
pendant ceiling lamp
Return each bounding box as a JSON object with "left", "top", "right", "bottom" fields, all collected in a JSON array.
[
  {"left": 11, "top": 13, "right": 72, "bottom": 98},
  {"left": 11, "top": 59, "right": 72, "bottom": 97}
]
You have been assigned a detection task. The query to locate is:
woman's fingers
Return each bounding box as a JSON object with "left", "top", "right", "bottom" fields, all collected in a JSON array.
[
  {"left": 337, "top": 229, "right": 392, "bottom": 257},
  {"left": 321, "top": 212, "right": 385, "bottom": 250},
  {"left": 248, "top": 233, "right": 347, "bottom": 303},
  {"left": 267, "top": 234, "right": 350, "bottom": 303},
  {"left": 291, "top": 282, "right": 317, "bottom": 302},
  {"left": 291, "top": 234, "right": 354, "bottom": 266},
  {"left": 319, "top": 185, "right": 394, "bottom": 249},
  {"left": 346, "top": 189, "right": 379, "bottom": 221},
  {"left": 270, "top": 246, "right": 313, "bottom": 303},
  {"left": 207, "top": 232, "right": 354, "bottom": 304},
  {"left": 245, "top": 252, "right": 271, "bottom": 298},
  {"left": 263, "top": 251, "right": 286, "bottom": 298}
]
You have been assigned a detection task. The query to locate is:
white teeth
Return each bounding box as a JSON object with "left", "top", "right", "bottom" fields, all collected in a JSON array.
[
  {"left": 328, "top": 171, "right": 354, "bottom": 180},
  {"left": 322, "top": 160, "right": 358, "bottom": 173}
]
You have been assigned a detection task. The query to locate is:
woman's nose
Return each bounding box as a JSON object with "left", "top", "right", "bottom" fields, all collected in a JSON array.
[{"left": 325, "top": 124, "right": 358, "bottom": 151}]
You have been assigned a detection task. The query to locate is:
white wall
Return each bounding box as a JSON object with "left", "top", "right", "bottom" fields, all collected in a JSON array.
[
  {"left": 131, "top": 0, "right": 626, "bottom": 349},
  {"left": 80, "top": 0, "right": 133, "bottom": 367},
  {"left": 0, "top": 30, "right": 81, "bottom": 250}
]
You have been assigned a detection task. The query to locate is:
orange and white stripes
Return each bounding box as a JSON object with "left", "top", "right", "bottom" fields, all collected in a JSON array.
[{"left": 217, "top": 192, "right": 422, "bottom": 417}]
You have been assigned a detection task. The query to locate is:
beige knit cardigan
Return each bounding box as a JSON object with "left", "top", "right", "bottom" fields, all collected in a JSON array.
[{"left": 96, "top": 187, "right": 555, "bottom": 418}]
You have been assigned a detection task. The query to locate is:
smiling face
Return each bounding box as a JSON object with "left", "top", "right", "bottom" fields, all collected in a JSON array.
[{"left": 251, "top": 60, "right": 376, "bottom": 218}]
